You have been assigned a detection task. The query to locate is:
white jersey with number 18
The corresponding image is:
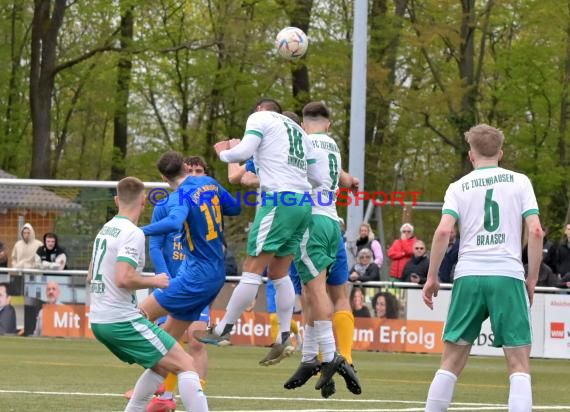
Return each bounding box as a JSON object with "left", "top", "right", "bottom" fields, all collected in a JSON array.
[
  {"left": 245, "top": 111, "right": 315, "bottom": 194},
  {"left": 442, "top": 166, "right": 539, "bottom": 281},
  {"left": 89, "top": 216, "right": 146, "bottom": 324}
]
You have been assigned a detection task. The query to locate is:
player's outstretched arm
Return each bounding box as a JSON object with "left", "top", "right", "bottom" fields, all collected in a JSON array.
[
  {"left": 228, "top": 163, "right": 246, "bottom": 184},
  {"left": 115, "top": 261, "right": 169, "bottom": 290},
  {"left": 149, "top": 235, "right": 170, "bottom": 277},
  {"left": 339, "top": 170, "right": 359, "bottom": 192},
  {"left": 422, "top": 214, "right": 456, "bottom": 309},
  {"left": 307, "top": 160, "right": 325, "bottom": 188},
  {"left": 142, "top": 204, "right": 188, "bottom": 236},
  {"left": 218, "top": 134, "right": 261, "bottom": 163},
  {"left": 525, "top": 214, "right": 543, "bottom": 306}
]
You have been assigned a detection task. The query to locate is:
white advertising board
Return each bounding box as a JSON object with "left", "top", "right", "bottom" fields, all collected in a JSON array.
[{"left": 543, "top": 295, "right": 570, "bottom": 359}]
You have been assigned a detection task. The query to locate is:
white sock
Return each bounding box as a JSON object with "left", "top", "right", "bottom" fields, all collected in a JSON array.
[
  {"left": 302, "top": 324, "right": 318, "bottom": 362},
  {"left": 215, "top": 272, "right": 262, "bottom": 335},
  {"left": 178, "top": 371, "right": 208, "bottom": 412},
  {"left": 425, "top": 369, "right": 457, "bottom": 412},
  {"left": 124, "top": 369, "right": 164, "bottom": 412},
  {"left": 273, "top": 275, "right": 295, "bottom": 343},
  {"left": 314, "top": 320, "right": 335, "bottom": 363},
  {"left": 508, "top": 373, "right": 532, "bottom": 412}
]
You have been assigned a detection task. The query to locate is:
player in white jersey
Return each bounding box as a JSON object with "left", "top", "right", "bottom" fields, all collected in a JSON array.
[
  {"left": 422, "top": 125, "right": 543, "bottom": 412},
  {"left": 195, "top": 98, "right": 324, "bottom": 366},
  {"left": 88, "top": 177, "right": 209, "bottom": 412},
  {"left": 283, "top": 102, "right": 361, "bottom": 396}
]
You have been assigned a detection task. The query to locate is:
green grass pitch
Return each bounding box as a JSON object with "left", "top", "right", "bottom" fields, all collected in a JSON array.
[{"left": 0, "top": 336, "right": 569, "bottom": 411}]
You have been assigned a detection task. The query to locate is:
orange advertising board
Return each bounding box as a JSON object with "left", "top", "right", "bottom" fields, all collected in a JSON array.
[
  {"left": 42, "top": 304, "right": 94, "bottom": 338},
  {"left": 42, "top": 305, "right": 444, "bottom": 353}
]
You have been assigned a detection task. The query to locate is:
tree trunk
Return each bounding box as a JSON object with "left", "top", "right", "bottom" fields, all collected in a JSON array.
[
  {"left": 110, "top": 3, "right": 134, "bottom": 180},
  {"left": 285, "top": 0, "right": 313, "bottom": 113},
  {"left": 29, "top": 0, "right": 66, "bottom": 178},
  {"left": 3, "top": 2, "right": 23, "bottom": 171}
]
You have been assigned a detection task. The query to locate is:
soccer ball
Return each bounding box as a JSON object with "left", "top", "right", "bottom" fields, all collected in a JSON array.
[{"left": 275, "top": 27, "right": 308, "bottom": 60}]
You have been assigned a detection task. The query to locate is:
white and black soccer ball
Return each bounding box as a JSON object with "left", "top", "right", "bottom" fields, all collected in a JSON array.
[{"left": 275, "top": 27, "right": 309, "bottom": 60}]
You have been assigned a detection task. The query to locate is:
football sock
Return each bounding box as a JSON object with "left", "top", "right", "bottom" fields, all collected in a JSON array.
[
  {"left": 200, "top": 379, "right": 207, "bottom": 390},
  {"left": 215, "top": 272, "right": 262, "bottom": 336},
  {"left": 273, "top": 275, "right": 295, "bottom": 343},
  {"left": 314, "top": 320, "right": 335, "bottom": 363},
  {"left": 125, "top": 369, "right": 164, "bottom": 412},
  {"left": 159, "top": 372, "right": 178, "bottom": 400},
  {"left": 425, "top": 369, "right": 457, "bottom": 412},
  {"left": 269, "top": 313, "right": 279, "bottom": 342},
  {"left": 508, "top": 373, "right": 532, "bottom": 412},
  {"left": 178, "top": 371, "right": 208, "bottom": 412},
  {"left": 302, "top": 324, "right": 318, "bottom": 362},
  {"left": 333, "top": 310, "right": 354, "bottom": 364},
  {"left": 290, "top": 318, "right": 299, "bottom": 335}
]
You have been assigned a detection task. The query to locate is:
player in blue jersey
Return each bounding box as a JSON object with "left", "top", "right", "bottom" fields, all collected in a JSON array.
[
  {"left": 136, "top": 152, "right": 240, "bottom": 411},
  {"left": 145, "top": 155, "right": 212, "bottom": 411}
]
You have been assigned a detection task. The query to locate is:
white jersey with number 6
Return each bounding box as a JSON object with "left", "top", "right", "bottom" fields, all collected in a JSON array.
[
  {"left": 245, "top": 111, "right": 315, "bottom": 193},
  {"left": 89, "top": 216, "right": 146, "bottom": 324},
  {"left": 308, "top": 133, "right": 341, "bottom": 222},
  {"left": 442, "top": 166, "right": 539, "bottom": 280}
]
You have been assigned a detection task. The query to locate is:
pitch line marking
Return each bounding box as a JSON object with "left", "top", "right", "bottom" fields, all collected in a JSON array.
[{"left": 2, "top": 389, "right": 570, "bottom": 410}]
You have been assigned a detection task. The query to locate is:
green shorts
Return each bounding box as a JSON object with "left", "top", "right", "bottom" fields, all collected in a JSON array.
[
  {"left": 92, "top": 317, "right": 176, "bottom": 369},
  {"left": 247, "top": 192, "right": 312, "bottom": 257},
  {"left": 443, "top": 276, "right": 531, "bottom": 348},
  {"left": 295, "top": 215, "right": 341, "bottom": 284}
]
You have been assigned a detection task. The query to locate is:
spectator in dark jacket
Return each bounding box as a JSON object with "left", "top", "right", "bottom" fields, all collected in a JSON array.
[
  {"left": 349, "top": 248, "right": 380, "bottom": 282},
  {"left": 34, "top": 233, "right": 67, "bottom": 270},
  {"left": 523, "top": 226, "right": 556, "bottom": 273},
  {"left": 556, "top": 224, "right": 570, "bottom": 276},
  {"left": 350, "top": 287, "right": 371, "bottom": 318},
  {"left": 402, "top": 240, "right": 429, "bottom": 284},
  {"left": 438, "top": 227, "right": 459, "bottom": 283},
  {"left": 524, "top": 262, "right": 564, "bottom": 288},
  {"left": 0, "top": 284, "right": 16, "bottom": 335}
]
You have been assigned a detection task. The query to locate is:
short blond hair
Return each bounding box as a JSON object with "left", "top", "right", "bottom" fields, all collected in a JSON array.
[
  {"left": 465, "top": 124, "right": 504, "bottom": 157},
  {"left": 117, "top": 177, "right": 145, "bottom": 205}
]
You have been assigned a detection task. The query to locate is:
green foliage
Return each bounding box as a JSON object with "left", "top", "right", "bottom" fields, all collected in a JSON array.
[{"left": 0, "top": 0, "right": 570, "bottom": 240}]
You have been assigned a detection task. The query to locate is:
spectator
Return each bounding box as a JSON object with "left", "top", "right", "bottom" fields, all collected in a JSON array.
[
  {"left": 349, "top": 223, "right": 384, "bottom": 267},
  {"left": 524, "top": 262, "right": 565, "bottom": 288},
  {"left": 387, "top": 223, "right": 416, "bottom": 280},
  {"left": 371, "top": 291, "right": 399, "bottom": 319},
  {"left": 522, "top": 226, "right": 556, "bottom": 273},
  {"left": 402, "top": 240, "right": 430, "bottom": 284},
  {"left": 350, "top": 287, "right": 370, "bottom": 318},
  {"left": 0, "top": 240, "right": 7, "bottom": 269},
  {"left": 11, "top": 223, "right": 43, "bottom": 269},
  {"left": 35, "top": 233, "right": 67, "bottom": 270},
  {"left": 0, "top": 283, "right": 16, "bottom": 335},
  {"left": 349, "top": 248, "right": 380, "bottom": 282},
  {"left": 556, "top": 224, "right": 570, "bottom": 277},
  {"left": 33, "top": 281, "right": 61, "bottom": 336},
  {"left": 438, "top": 226, "right": 459, "bottom": 283}
]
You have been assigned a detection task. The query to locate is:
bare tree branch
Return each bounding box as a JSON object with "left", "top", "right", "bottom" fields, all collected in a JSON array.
[
  {"left": 474, "top": 0, "right": 494, "bottom": 92},
  {"left": 422, "top": 112, "right": 458, "bottom": 149}
]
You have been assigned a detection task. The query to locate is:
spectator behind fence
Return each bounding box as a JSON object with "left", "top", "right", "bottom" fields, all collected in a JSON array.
[
  {"left": 350, "top": 287, "right": 371, "bottom": 318},
  {"left": 0, "top": 283, "right": 16, "bottom": 335},
  {"left": 371, "top": 291, "right": 399, "bottom": 319},
  {"left": 402, "top": 240, "right": 430, "bottom": 284},
  {"left": 349, "top": 223, "right": 384, "bottom": 267},
  {"left": 438, "top": 226, "right": 459, "bottom": 283},
  {"left": 35, "top": 233, "right": 67, "bottom": 270},
  {"left": 0, "top": 240, "right": 8, "bottom": 269},
  {"left": 522, "top": 226, "right": 556, "bottom": 273},
  {"left": 556, "top": 223, "right": 570, "bottom": 277},
  {"left": 349, "top": 248, "right": 380, "bottom": 282},
  {"left": 523, "top": 261, "right": 566, "bottom": 288},
  {"left": 33, "top": 281, "right": 61, "bottom": 336},
  {"left": 387, "top": 223, "right": 416, "bottom": 280},
  {"left": 11, "top": 223, "right": 43, "bottom": 269}
]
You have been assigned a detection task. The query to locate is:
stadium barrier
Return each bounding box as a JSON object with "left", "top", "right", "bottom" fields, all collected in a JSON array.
[{"left": 4, "top": 268, "right": 568, "bottom": 359}]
